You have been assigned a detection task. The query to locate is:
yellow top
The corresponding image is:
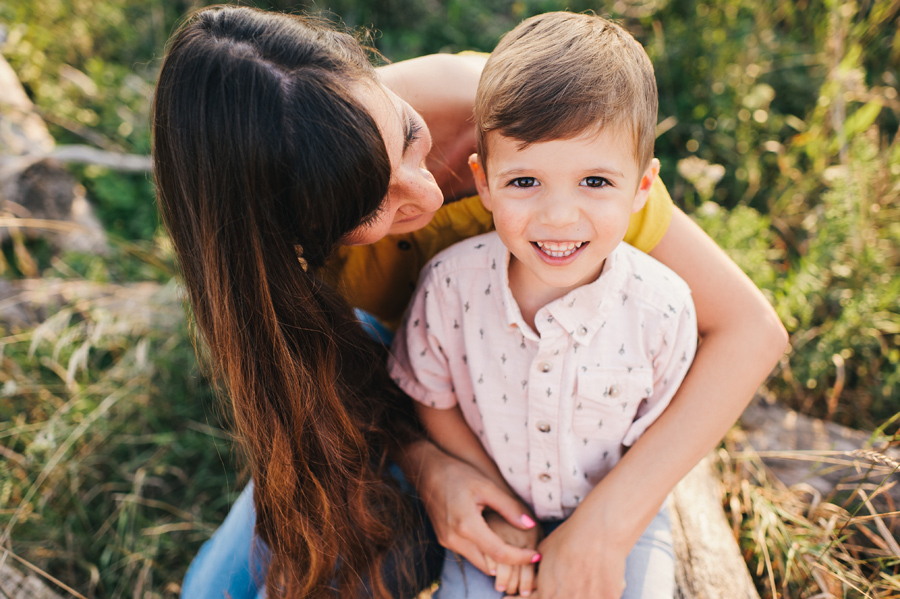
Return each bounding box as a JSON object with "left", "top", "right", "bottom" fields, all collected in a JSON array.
[{"left": 322, "top": 176, "right": 673, "bottom": 330}]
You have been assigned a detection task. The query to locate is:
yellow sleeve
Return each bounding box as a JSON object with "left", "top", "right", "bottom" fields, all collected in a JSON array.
[
  {"left": 623, "top": 176, "right": 673, "bottom": 253},
  {"left": 322, "top": 195, "right": 492, "bottom": 330},
  {"left": 324, "top": 178, "right": 673, "bottom": 329}
]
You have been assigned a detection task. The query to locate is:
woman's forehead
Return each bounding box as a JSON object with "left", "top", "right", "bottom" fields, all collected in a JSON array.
[{"left": 352, "top": 81, "right": 405, "bottom": 168}]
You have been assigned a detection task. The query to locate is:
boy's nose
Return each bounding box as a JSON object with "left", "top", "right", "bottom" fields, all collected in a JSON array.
[{"left": 536, "top": 195, "right": 580, "bottom": 227}]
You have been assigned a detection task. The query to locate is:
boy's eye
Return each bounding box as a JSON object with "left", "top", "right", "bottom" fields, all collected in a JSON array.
[
  {"left": 509, "top": 177, "right": 538, "bottom": 188},
  {"left": 582, "top": 176, "right": 611, "bottom": 188}
]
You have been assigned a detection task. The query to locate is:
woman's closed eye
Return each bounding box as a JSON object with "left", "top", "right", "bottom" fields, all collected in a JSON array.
[
  {"left": 582, "top": 176, "right": 611, "bottom": 188},
  {"left": 403, "top": 118, "right": 423, "bottom": 152},
  {"left": 508, "top": 177, "right": 538, "bottom": 188}
]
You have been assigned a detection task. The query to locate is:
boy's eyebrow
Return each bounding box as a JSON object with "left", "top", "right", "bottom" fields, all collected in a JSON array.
[{"left": 493, "top": 166, "right": 627, "bottom": 179}]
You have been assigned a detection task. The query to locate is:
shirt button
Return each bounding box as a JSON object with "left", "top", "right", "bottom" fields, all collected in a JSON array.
[
  {"left": 609, "top": 384, "right": 621, "bottom": 398},
  {"left": 539, "top": 473, "right": 552, "bottom": 482},
  {"left": 536, "top": 421, "right": 551, "bottom": 433},
  {"left": 578, "top": 325, "right": 588, "bottom": 336},
  {"left": 540, "top": 361, "right": 552, "bottom": 373}
]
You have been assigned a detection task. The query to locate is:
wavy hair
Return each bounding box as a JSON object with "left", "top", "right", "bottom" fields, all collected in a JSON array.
[{"left": 153, "top": 6, "right": 424, "bottom": 597}]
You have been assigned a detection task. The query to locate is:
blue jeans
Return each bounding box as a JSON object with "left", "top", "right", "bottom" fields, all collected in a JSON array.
[
  {"left": 434, "top": 506, "right": 675, "bottom": 599},
  {"left": 180, "top": 312, "right": 442, "bottom": 598}
]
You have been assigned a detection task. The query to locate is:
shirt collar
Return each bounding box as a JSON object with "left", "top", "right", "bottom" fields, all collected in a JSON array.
[{"left": 491, "top": 236, "right": 629, "bottom": 344}]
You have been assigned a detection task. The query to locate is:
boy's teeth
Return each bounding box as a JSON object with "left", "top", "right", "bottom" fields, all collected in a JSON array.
[{"left": 535, "top": 241, "right": 584, "bottom": 257}]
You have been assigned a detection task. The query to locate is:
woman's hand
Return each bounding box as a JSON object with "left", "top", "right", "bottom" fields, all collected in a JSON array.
[{"left": 397, "top": 440, "right": 540, "bottom": 574}]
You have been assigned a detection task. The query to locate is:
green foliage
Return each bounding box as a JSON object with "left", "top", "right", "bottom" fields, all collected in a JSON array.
[
  {"left": 693, "top": 132, "right": 900, "bottom": 427},
  {"left": 73, "top": 165, "right": 160, "bottom": 241},
  {"left": 0, "top": 277, "right": 237, "bottom": 598},
  {"left": 683, "top": 0, "right": 900, "bottom": 427}
]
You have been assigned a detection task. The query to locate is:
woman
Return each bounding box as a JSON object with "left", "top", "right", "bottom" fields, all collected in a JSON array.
[{"left": 153, "top": 6, "right": 787, "bottom": 599}]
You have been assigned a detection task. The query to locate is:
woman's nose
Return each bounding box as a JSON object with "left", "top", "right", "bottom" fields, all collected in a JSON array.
[{"left": 405, "top": 165, "right": 443, "bottom": 211}]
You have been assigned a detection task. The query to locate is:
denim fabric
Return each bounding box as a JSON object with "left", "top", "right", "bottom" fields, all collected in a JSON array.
[{"left": 433, "top": 505, "right": 675, "bottom": 599}]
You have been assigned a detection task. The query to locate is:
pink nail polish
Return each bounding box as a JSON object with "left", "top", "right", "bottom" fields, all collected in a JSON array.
[
  {"left": 520, "top": 514, "right": 536, "bottom": 528},
  {"left": 531, "top": 553, "right": 542, "bottom": 563}
]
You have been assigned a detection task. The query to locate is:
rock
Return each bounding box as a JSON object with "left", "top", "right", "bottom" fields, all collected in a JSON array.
[
  {"left": 0, "top": 54, "right": 109, "bottom": 255},
  {"left": 0, "top": 561, "right": 65, "bottom": 599},
  {"left": 740, "top": 397, "right": 900, "bottom": 506}
]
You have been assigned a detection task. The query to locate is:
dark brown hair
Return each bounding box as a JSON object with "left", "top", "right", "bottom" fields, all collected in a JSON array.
[
  {"left": 152, "top": 6, "right": 422, "bottom": 597},
  {"left": 475, "top": 11, "right": 658, "bottom": 171}
]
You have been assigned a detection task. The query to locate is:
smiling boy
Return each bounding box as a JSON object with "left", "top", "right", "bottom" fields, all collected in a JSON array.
[{"left": 389, "top": 12, "right": 697, "bottom": 598}]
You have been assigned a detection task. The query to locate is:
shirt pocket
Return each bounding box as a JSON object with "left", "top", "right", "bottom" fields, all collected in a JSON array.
[{"left": 573, "top": 367, "right": 654, "bottom": 440}]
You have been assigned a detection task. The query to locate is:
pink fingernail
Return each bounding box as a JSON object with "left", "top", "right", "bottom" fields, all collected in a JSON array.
[
  {"left": 490, "top": 568, "right": 497, "bottom": 576},
  {"left": 531, "top": 553, "right": 542, "bottom": 563},
  {"left": 520, "top": 514, "right": 536, "bottom": 528},
  {"left": 496, "top": 586, "right": 506, "bottom": 593}
]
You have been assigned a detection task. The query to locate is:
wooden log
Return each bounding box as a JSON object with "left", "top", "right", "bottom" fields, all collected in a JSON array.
[{"left": 669, "top": 456, "right": 760, "bottom": 599}]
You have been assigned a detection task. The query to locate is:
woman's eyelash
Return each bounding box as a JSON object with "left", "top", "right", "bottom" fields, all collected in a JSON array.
[{"left": 404, "top": 119, "right": 423, "bottom": 151}]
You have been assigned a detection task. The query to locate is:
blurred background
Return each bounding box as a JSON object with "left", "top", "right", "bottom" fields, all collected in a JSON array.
[{"left": 0, "top": 1, "right": 898, "bottom": 597}]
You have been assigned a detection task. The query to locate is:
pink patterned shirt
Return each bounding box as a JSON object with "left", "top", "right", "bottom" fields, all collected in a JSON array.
[{"left": 388, "top": 232, "right": 697, "bottom": 520}]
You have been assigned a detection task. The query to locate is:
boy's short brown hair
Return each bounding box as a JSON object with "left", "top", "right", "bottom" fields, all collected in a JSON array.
[{"left": 475, "top": 12, "right": 658, "bottom": 172}]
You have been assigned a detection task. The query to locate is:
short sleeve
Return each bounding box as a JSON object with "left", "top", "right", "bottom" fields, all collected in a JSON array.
[
  {"left": 621, "top": 291, "right": 698, "bottom": 446},
  {"left": 388, "top": 269, "right": 459, "bottom": 409},
  {"left": 623, "top": 177, "right": 674, "bottom": 254}
]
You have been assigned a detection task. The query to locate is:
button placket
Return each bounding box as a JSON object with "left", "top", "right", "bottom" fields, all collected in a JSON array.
[{"left": 527, "top": 329, "right": 567, "bottom": 519}]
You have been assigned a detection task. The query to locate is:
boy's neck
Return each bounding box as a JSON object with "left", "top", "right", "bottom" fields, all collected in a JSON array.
[{"left": 507, "top": 255, "right": 605, "bottom": 332}]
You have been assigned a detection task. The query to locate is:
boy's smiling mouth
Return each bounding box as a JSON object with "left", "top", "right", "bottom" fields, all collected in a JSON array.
[{"left": 533, "top": 241, "right": 587, "bottom": 258}]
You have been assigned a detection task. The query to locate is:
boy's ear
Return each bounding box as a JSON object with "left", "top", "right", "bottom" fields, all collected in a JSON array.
[
  {"left": 632, "top": 158, "right": 660, "bottom": 214},
  {"left": 468, "top": 153, "right": 492, "bottom": 211}
]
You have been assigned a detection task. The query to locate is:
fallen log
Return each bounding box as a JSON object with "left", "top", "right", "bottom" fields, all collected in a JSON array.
[{"left": 670, "top": 456, "right": 760, "bottom": 599}]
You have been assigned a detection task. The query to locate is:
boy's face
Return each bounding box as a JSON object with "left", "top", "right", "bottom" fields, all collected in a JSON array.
[{"left": 470, "top": 128, "right": 659, "bottom": 295}]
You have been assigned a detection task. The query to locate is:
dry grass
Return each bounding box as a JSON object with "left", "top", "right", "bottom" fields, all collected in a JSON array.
[{"left": 720, "top": 430, "right": 900, "bottom": 598}]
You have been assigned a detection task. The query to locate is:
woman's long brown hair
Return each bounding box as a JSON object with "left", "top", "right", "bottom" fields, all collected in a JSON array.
[{"left": 152, "top": 6, "right": 423, "bottom": 597}]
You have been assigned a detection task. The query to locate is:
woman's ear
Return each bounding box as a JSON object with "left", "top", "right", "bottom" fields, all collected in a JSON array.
[
  {"left": 632, "top": 158, "right": 660, "bottom": 214},
  {"left": 468, "top": 153, "right": 492, "bottom": 211}
]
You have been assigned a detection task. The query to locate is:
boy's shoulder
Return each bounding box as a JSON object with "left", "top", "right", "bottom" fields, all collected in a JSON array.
[
  {"left": 614, "top": 243, "right": 693, "bottom": 311},
  {"left": 419, "top": 230, "right": 502, "bottom": 282}
]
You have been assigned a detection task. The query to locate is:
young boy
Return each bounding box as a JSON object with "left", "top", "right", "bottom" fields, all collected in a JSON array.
[{"left": 389, "top": 12, "right": 697, "bottom": 599}]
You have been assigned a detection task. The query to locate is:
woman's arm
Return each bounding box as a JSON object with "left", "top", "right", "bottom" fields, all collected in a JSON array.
[
  {"left": 378, "top": 53, "right": 486, "bottom": 200},
  {"left": 529, "top": 207, "right": 788, "bottom": 598},
  {"left": 416, "top": 404, "right": 517, "bottom": 497}
]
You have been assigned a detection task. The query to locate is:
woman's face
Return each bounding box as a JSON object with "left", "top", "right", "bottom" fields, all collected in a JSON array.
[{"left": 341, "top": 82, "right": 444, "bottom": 245}]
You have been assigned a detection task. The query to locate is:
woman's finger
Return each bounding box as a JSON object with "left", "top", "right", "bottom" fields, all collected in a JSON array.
[
  {"left": 484, "top": 554, "right": 498, "bottom": 576},
  {"left": 479, "top": 479, "right": 538, "bottom": 531},
  {"left": 457, "top": 512, "right": 539, "bottom": 566}
]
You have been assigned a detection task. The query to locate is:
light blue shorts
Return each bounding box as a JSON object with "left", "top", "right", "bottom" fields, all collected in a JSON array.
[{"left": 434, "top": 505, "right": 674, "bottom": 599}]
